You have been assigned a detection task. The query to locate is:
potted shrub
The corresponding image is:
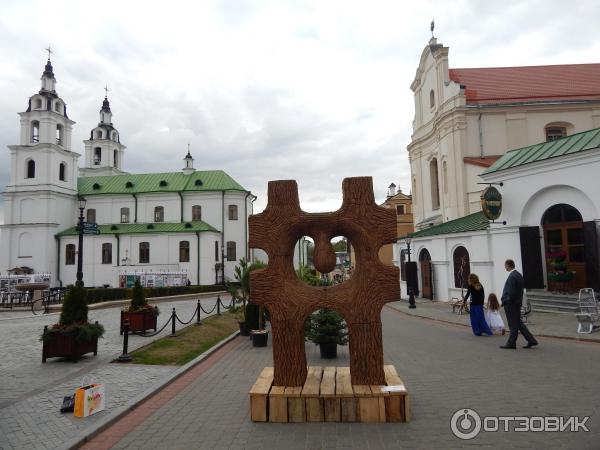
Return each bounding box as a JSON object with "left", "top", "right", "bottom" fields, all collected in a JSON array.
[
  {"left": 226, "top": 258, "right": 266, "bottom": 337},
  {"left": 120, "top": 279, "right": 159, "bottom": 334},
  {"left": 41, "top": 283, "right": 104, "bottom": 362},
  {"left": 546, "top": 250, "right": 575, "bottom": 292},
  {"left": 305, "top": 308, "right": 348, "bottom": 358}
]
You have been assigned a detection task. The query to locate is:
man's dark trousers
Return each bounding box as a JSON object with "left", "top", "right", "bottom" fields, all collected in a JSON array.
[{"left": 504, "top": 303, "right": 536, "bottom": 347}]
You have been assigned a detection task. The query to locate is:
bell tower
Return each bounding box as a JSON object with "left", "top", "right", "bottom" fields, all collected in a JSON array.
[
  {"left": 80, "top": 87, "right": 127, "bottom": 177},
  {"left": 0, "top": 50, "right": 80, "bottom": 284}
]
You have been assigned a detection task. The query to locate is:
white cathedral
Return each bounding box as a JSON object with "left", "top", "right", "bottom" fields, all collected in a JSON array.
[{"left": 0, "top": 57, "right": 255, "bottom": 287}]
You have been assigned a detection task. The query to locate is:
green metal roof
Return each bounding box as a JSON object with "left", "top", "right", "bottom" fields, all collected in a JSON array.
[
  {"left": 408, "top": 211, "right": 489, "bottom": 239},
  {"left": 78, "top": 170, "right": 247, "bottom": 196},
  {"left": 56, "top": 221, "right": 218, "bottom": 237},
  {"left": 482, "top": 127, "right": 600, "bottom": 175}
]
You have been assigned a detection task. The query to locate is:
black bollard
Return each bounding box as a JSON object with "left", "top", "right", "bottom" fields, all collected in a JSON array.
[
  {"left": 117, "top": 320, "right": 132, "bottom": 362},
  {"left": 196, "top": 299, "right": 202, "bottom": 326},
  {"left": 171, "top": 307, "right": 176, "bottom": 336},
  {"left": 217, "top": 296, "right": 221, "bottom": 316}
]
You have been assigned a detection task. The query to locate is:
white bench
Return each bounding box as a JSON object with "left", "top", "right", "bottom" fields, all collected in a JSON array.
[{"left": 575, "top": 288, "right": 600, "bottom": 334}]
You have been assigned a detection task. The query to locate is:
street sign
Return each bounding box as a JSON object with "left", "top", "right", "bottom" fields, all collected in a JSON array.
[
  {"left": 82, "top": 222, "right": 98, "bottom": 229},
  {"left": 83, "top": 228, "right": 101, "bottom": 235}
]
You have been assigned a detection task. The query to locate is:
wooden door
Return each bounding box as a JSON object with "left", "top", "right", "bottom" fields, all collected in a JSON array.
[
  {"left": 420, "top": 260, "right": 433, "bottom": 299},
  {"left": 544, "top": 222, "right": 587, "bottom": 290}
]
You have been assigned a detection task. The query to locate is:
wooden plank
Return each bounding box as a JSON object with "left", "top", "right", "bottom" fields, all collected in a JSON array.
[
  {"left": 324, "top": 398, "right": 341, "bottom": 422},
  {"left": 301, "top": 366, "right": 322, "bottom": 397},
  {"left": 249, "top": 367, "right": 273, "bottom": 422},
  {"left": 404, "top": 394, "right": 411, "bottom": 422},
  {"left": 371, "top": 386, "right": 387, "bottom": 423},
  {"left": 285, "top": 386, "right": 305, "bottom": 423},
  {"left": 383, "top": 365, "right": 408, "bottom": 422},
  {"left": 269, "top": 386, "right": 288, "bottom": 423},
  {"left": 383, "top": 365, "right": 407, "bottom": 392},
  {"left": 340, "top": 398, "right": 357, "bottom": 422},
  {"left": 320, "top": 367, "right": 337, "bottom": 397},
  {"left": 335, "top": 367, "right": 354, "bottom": 397},
  {"left": 355, "top": 386, "right": 380, "bottom": 423}
]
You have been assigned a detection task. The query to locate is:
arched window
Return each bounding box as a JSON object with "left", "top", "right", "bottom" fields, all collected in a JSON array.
[
  {"left": 226, "top": 241, "right": 236, "bottom": 261},
  {"left": 94, "top": 147, "right": 101, "bottom": 165},
  {"left": 154, "top": 206, "right": 164, "bottom": 223},
  {"left": 430, "top": 158, "right": 440, "bottom": 210},
  {"left": 179, "top": 241, "right": 190, "bottom": 262},
  {"left": 120, "top": 207, "right": 130, "bottom": 223},
  {"left": 86, "top": 209, "right": 96, "bottom": 223},
  {"left": 59, "top": 163, "right": 66, "bottom": 181},
  {"left": 139, "top": 242, "right": 150, "bottom": 263},
  {"left": 228, "top": 205, "right": 238, "bottom": 220},
  {"left": 96, "top": 130, "right": 103, "bottom": 139},
  {"left": 102, "top": 243, "right": 112, "bottom": 264},
  {"left": 26, "top": 159, "right": 35, "bottom": 179},
  {"left": 192, "top": 205, "right": 202, "bottom": 221},
  {"left": 113, "top": 150, "right": 118, "bottom": 167},
  {"left": 112, "top": 132, "right": 117, "bottom": 140},
  {"left": 55, "top": 101, "right": 62, "bottom": 113},
  {"left": 30, "top": 121, "right": 40, "bottom": 143},
  {"left": 453, "top": 246, "right": 470, "bottom": 289},
  {"left": 65, "top": 244, "right": 76, "bottom": 265},
  {"left": 34, "top": 98, "right": 42, "bottom": 109},
  {"left": 56, "top": 124, "right": 63, "bottom": 146},
  {"left": 18, "top": 232, "right": 32, "bottom": 257},
  {"left": 429, "top": 89, "right": 435, "bottom": 108}
]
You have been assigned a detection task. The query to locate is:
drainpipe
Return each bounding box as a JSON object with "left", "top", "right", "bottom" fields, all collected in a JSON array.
[
  {"left": 55, "top": 236, "right": 62, "bottom": 287},
  {"left": 132, "top": 194, "right": 138, "bottom": 223},
  {"left": 221, "top": 190, "right": 225, "bottom": 282},
  {"left": 115, "top": 234, "right": 120, "bottom": 267},
  {"left": 178, "top": 192, "right": 184, "bottom": 222},
  {"left": 478, "top": 107, "right": 484, "bottom": 158},
  {"left": 250, "top": 195, "right": 256, "bottom": 261},
  {"left": 196, "top": 231, "right": 201, "bottom": 285},
  {"left": 244, "top": 191, "right": 251, "bottom": 260}
]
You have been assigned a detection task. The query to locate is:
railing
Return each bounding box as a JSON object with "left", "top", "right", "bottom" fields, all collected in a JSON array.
[
  {"left": 0, "top": 291, "right": 30, "bottom": 308},
  {"left": 118, "top": 295, "right": 235, "bottom": 361},
  {"left": 30, "top": 288, "right": 67, "bottom": 315}
]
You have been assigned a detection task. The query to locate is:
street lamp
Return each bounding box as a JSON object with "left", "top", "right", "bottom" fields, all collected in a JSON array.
[
  {"left": 405, "top": 235, "right": 416, "bottom": 309},
  {"left": 76, "top": 197, "right": 87, "bottom": 286},
  {"left": 221, "top": 242, "right": 226, "bottom": 285}
]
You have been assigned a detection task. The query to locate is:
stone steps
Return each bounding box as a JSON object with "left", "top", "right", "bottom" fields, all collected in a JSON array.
[{"left": 527, "top": 290, "right": 579, "bottom": 314}]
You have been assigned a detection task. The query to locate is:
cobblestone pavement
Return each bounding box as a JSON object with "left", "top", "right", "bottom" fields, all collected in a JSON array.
[
  {"left": 84, "top": 303, "right": 600, "bottom": 449},
  {"left": 388, "top": 298, "right": 600, "bottom": 342},
  {"left": 0, "top": 295, "right": 231, "bottom": 450}
]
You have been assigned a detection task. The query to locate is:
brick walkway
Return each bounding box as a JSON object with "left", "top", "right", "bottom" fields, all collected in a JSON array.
[
  {"left": 81, "top": 303, "right": 600, "bottom": 449},
  {"left": 0, "top": 295, "right": 229, "bottom": 450}
]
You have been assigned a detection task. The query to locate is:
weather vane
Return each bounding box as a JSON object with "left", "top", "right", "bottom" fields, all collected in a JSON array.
[
  {"left": 45, "top": 45, "right": 53, "bottom": 60},
  {"left": 430, "top": 20, "right": 435, "bottom": 38},
  {"left": 104, "top": 85, "right": 109, "bottom": 97}
]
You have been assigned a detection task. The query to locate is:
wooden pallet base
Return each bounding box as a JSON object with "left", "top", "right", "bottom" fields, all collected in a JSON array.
[{"left": 249, "top": 365, "right": 410, "bottom": 423}]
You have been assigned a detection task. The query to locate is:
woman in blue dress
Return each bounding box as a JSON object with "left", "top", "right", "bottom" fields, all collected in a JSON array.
[{"left": 464, "top": 273, "right": 493, "bottom": 336}]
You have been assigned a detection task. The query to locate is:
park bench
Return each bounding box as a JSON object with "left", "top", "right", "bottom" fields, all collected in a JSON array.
[
  {"left": 575, "top": 288, "right": 600, "bottom": 334},
  {"left": 450, "top": 297, "right": 469, "bottom": 314}
]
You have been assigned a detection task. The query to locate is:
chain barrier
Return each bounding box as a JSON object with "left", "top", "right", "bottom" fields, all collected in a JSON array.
[{"left": 118, "top": 295, "right": 232, "bottom": 361}]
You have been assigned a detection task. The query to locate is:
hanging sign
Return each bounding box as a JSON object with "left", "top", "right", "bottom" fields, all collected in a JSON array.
[{"left": 480, "top": 186, "right": 502, "bottom": 220}]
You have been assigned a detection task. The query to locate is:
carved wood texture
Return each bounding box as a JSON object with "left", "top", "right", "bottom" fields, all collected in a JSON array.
[{"left": 249, "top": 177, "right": 399, "bottom": 386}]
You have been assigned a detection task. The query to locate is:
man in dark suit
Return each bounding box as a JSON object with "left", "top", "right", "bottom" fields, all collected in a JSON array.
[{"left": 500, "top": 259, "right": 538, "bottom": 349}]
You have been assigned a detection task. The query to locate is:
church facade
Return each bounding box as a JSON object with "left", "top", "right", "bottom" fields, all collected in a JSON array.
[{"left": 0, "top": 58, "right": 255, "bottom": 287}]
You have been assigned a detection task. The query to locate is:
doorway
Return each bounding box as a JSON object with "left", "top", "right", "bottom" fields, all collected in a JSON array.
[
  {"left": 419, "top": 248, "right": 433, "bottom": 299},
  {"left": 542, "top": 204, "right": 586, "bottom": 291}
]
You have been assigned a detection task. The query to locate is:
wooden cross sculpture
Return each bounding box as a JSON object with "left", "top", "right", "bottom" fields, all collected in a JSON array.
[{"left": 249, "top": 177, "right": 399, "bottom": 387}]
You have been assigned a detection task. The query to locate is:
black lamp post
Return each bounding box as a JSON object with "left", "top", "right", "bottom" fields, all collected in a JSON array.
[
  {"left": 76, "top": 197, "right": 87, "bottom": 286},
  {"left": 221, "top": 242, "right": 226, "bottom": 284},
  {"left": 406, "top": 236, "right": 416, "bottom": 309}
]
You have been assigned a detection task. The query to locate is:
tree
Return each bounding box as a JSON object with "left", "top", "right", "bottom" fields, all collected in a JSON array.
[
  {"left": 226, "top": 258, "right": 266, "bottom": 324},
  {"left": 332, "top": 239, "right": 347, "bottom": 252}
]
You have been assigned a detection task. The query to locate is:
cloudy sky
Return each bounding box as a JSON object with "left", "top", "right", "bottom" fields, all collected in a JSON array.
[{"left": 1, "top": 0, "right": 599, "bottom": 223}]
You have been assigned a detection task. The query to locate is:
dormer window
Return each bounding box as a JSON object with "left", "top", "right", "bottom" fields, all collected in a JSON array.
[
  {"left": 159, "top": 180, "right": 168, "bottom": 187},
  {"left": 429, "top": 89, "right": 435, "bottom": 108}
]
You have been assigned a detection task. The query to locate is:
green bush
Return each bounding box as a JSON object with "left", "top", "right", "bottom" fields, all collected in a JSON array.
[
  {"left": 85, "top": 285, "right": 226, "bottom": 304},
  {"left": 59, "top": 284, "right": 89, "bottom": 325},
  {"left": 131, "top": 279, "right": 147, "bottom": 310},
  {"left": 305, "top": 309, "right": 349, "bottom": 346}
]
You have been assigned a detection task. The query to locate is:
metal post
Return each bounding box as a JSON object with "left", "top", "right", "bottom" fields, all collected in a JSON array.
[
  {"left": 118, "top": 320, "right": 132, "bottom": 362},
  {"left": 407, "top": 238, "right": 416, "bottom": 309},
  {"left": 76, "top": 206, "right": 85, "bottom": 286},
  {"left": 171, "top": 307, "right": 176, "bottom": 336},
  {"left": 196, "top": 299, "right": 202, "bottom": 325},
  {"left": 217, "top": 296, "right": 221, "bottom": 316}
]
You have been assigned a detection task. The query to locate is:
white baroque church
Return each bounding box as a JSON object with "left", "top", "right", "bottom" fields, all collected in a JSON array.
[{"left": 0, "top": 57, "right": 256, "bottom": 287}]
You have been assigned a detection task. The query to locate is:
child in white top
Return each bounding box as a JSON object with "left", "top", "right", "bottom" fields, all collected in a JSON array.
[{"left": 485, "top": 293, "right": 506, "bottom": 335}]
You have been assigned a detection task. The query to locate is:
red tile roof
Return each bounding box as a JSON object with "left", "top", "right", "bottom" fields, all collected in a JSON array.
[
  {"left": 449, "top": 64, "right": 600, "bottom": 105},
  {"left": 463, "top": 156, "right": 502, "bottom": 168}
]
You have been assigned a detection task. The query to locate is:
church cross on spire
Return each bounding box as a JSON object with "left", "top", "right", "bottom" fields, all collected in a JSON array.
[
  {"left": 45, "top": 45, "right": 53, "bottom": 60},
  {"left": 104, "top": 85, "right": 109, "bottom": 98}
]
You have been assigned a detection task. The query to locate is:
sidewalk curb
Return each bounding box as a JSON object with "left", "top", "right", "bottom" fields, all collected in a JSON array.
[
  {"left": 64, "top": 329, "right": 240, "bottom": 450},
  {"left": 385, "top": 304, "right": 600, "bottom": 344}
]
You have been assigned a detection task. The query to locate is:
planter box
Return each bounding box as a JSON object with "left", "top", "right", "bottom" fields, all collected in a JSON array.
[
  {"left": 42, "top": 331, "right": 98, "bottom": 362},
  {"left": 251, "top": 330, "right": 269, "bottom": 347},
  {"left": 239, "top": 321, "right": 250, "bottom": 336},
  {"left": 121, "top": 310, "right": 158, "bottom": 334},
  {"left": 319, "top": 342, "right": 338, "bottom": 359}
]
